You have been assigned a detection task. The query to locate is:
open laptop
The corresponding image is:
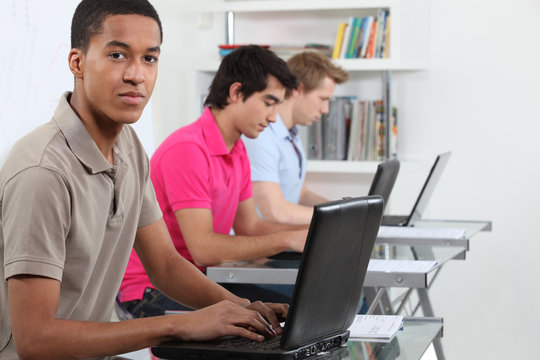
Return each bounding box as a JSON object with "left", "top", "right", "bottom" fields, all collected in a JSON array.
[
  {"left": 368, "top": 159, "right": 400, "bottom": 211},
  {"left": 382, "top": 152, "right": 451, "bottom": 227},
  {"left": 151, "top": 196, "right": 384, "bottom": 360},
  {"left": 268, "top": 159, "right": 398, "bottom": 262}
]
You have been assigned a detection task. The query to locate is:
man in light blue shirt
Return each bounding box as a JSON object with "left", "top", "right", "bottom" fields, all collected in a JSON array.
[{"left": 244, "top": 52, "right": 349, "bottom": 225}]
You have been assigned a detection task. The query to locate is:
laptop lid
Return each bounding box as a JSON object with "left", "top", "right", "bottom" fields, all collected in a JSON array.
[
  {"left": 151, "top": 196, "right": 384, "bottom": 359},
  {"left": 368, "top": 159, "right": 400, "bottom": 211},
  {"left": 281, "top": 195, "right": 383, "bottom": 349},
  {"left": 407, "top": 151, "right": 451, "bottom": 225}
]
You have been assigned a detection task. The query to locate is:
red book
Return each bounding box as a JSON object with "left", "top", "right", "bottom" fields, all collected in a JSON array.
[{"left": 365, "top": 19, "right": 378, "bottom": 59}]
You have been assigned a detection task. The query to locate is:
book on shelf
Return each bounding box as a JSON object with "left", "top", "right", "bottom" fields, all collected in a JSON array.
[
  {"left": 383, "top": 12, "right": 391, "bottom": 58},
  {"left": 358, "top": 16, "right": 374, "bottom": 59},
  {"left": 322, "top": 97, "right": 351, "bottom": 160},
  {"left": 331, "top": 9, "right": 390, "bottom": 60},
  {"left": 339, "top": 16, "right": 355, "bottom": 59},
  {"left": 389, "top": 106, "right": 397, "bottom": 158},
  {"left": 332, "top": 22, "right": 347, "bottom": 59},
  {"left": 306, "top": 98, "right": 397, "bottom": 162},
  {"left": 365, "top": 17, "right": 378, "bottom": 59},
  {"left": 346, "top": 17, "right": 362, "bottom": 58}
]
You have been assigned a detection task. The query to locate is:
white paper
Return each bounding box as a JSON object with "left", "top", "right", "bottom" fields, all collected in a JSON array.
[
  {"left": 368, "top": 259, "right": 438, "bottom": 273},
  {"left": 348, "top": 315, "right": 403, "bottom": 340},
  {"left": 378, "top": 226, "right": 466, "bottom": 240}
]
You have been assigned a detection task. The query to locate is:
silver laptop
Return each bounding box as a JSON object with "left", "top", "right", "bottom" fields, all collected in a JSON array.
[{"left": 382, "top": 152, "right": 451, "bottom": 226}]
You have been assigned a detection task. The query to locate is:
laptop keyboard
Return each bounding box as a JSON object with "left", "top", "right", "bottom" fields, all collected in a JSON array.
[{"left": 216, "top": 335, "right": 282, "bottom": 351}]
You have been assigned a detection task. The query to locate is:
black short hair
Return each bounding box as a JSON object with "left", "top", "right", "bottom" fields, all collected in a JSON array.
[
  {"left": 71, "top": 0, "right": 162, "bottom": 53},
  {"left": 204, "top": 45, "right": 299, "bottom": 110}
]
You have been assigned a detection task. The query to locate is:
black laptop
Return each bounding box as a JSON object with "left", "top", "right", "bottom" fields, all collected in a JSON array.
[
  {"left": 268, "top": 159, "right": 398, "bottom": 262},
  {"left": 368, "top": 159, "right": 400, "bottom": 211},
  {"left": 382, "top": 152, "right": 451, "bottom": 227},
  {"left": 151, "top": 196, "right": 384, "bottom": 360}
]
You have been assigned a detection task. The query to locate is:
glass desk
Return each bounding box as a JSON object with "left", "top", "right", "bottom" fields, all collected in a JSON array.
[
  {"left": 207, "top": 246, "right": 463, "bottom": 360},
  {"left": 346, "top": 317, "right": 443, "bottom": 360},
  {"left": 150, "top": 317, "right": 443, "bottom": 360},
  {"left": 206, "top": 246, "right": 466, "bottom": 289},
  {"left": 375, "top": 219, "right": 492, "bottom": 249}
]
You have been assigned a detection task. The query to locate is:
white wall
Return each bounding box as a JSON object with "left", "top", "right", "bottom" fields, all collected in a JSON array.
[
  {"left": 0, "top": 0, "right": 157, "bottom": 161},
  {"left": 151, "top": 0, "right": 540, "bottom": 358}
]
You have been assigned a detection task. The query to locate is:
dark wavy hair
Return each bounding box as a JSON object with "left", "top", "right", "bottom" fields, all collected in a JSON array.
[
  {"left": 204, "top": 45, "right": 299, "bottom": 109},
  {"left": 71, "top": 0, "right": 162, "bottom": 53}
]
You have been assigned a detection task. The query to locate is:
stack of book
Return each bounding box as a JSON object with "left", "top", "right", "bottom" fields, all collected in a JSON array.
[
  {"left": 331, "top": 9, "right": 391, "bottom": 60},
  {"left": 306, "top": 97, "right": 397, "bottom": 161}
]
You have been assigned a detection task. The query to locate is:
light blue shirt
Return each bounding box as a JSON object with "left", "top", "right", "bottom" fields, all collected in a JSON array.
[{"left": 243, "top": 114, "right": 307, "bottom": 204}]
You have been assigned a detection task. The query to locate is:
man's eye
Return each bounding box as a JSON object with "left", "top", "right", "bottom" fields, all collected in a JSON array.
[
  {"left": 144, "top": 56, "right": 158, "bottom": 63},
  {"left": 109, "top": 52, "right": 126, "bottom": 60}
]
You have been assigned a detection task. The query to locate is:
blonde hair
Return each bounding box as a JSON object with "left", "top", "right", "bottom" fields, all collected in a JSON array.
[{"left": 285, "top": 52, "right": 349, "bottom": 98}]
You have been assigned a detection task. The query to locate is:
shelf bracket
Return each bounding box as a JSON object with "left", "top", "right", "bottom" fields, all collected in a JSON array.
[{"left": 226, "top": 11, "right": 235, "bottom": 45}]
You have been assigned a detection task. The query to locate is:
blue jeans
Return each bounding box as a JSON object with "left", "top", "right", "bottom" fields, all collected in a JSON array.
[
  {"left": 121, "top": 288, "right": 192, "bottom": 318},
  {"left": 122, "top": 285, "right": 291, "bottom": 318}
]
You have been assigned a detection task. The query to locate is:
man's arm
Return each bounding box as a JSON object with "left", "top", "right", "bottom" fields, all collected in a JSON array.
[
  {"left": 298, "top": 184, "right": 328, "bottom": 207},
  {"left": 8, "top": 219, "right": 286, "bottom": 360},
  {"left": 8, "top": 276, "right": 278, "bottom": 360},
  {"left": 176, "top": 200, "right": 307, "bottom": 268},
  {"left": 134, "top": 219, "right": 288, "bottom": 330},
  {"left": 252, "top": 182, "right": 327, "bottom": 225}
]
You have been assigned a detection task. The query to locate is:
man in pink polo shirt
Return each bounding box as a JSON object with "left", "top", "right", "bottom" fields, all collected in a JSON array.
[{"left": 120, "top": 45, "right": 308, "bottom": 317}]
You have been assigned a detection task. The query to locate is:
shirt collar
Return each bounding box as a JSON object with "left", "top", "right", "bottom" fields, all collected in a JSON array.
[
  {"left": 200, "top": 107, "right": 242, "bottom": 156},
  {"left": 269, "top": 114, "right": 294, "bottom": 141},
  {"left": 53, "top": 91, "right": 132, "bottom": 174}
]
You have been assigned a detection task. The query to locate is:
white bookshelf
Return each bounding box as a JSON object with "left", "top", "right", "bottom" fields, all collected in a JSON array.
[{"left": 184, "top": 0, "right": 429, "bottom": 176}]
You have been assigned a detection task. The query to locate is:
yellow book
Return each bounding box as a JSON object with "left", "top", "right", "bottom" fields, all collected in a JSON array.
[{"left": 332, "top": 22, "right": 348, "bottom": 59}]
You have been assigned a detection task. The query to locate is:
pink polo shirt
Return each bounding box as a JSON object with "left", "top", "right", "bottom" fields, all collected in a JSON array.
[{"left": 119, "top": 107, "right": 253, "bottom": 302}]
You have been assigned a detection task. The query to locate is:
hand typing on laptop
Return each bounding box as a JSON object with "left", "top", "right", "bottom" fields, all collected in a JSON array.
[{"left": 167, "top": 300, "right": 288, "bottom": 342}]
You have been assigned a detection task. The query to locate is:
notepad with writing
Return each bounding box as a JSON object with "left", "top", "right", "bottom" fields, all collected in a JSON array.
[{"left": 348, "top": 315, "right": 404, "bottom": 341}]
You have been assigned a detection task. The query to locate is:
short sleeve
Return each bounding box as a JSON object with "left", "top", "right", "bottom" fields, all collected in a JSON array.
[
  {"left": 154, "top": 142, "right": 212, "bottom": 212},
  {"left": 237, "top": 141, "right": 253, "bottom": 203},
  {"left": 2, "top": 167, "right": 70, "bottom": 281},
  {"left": 243, "top": 133, "right": 281, "bottom": 184},
  {"left": 137, "top": 157, "right": 162, "bottom": 228}
]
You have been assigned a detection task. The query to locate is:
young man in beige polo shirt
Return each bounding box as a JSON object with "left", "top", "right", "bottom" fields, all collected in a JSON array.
[{"left": 0, "top": 1, "right": 286, "bottom": 359}]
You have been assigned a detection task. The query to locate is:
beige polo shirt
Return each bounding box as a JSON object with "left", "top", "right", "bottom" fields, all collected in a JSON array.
[{"left": 0, "top": 92, "right": 162, "bottom": 359}]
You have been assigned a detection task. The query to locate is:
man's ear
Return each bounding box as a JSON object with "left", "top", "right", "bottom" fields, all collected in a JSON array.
[
  {"left": 228, "top": 82, "right": 243, "bottom": 104},
  {"left": 292, "top": 83, "right": 304, "bottom": 98},
  {"left": 68, "top": 48, "right": 84, "bottom": 79}
]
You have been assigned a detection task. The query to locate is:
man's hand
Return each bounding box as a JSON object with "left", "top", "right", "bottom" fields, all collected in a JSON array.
[
  {"left": 172, "top": 300, "right": 279, "bottom": 342},
  {"left": 244, "top": 301, "right": 289, "bottom": 334}
]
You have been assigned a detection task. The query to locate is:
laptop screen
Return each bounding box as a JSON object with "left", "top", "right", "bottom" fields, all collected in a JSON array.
[
  {"left": 281, "top": 196, "right": 383, "bottom": 349},
  {"left": 408, "top": 152, "right": 451, "bottom": 225}
]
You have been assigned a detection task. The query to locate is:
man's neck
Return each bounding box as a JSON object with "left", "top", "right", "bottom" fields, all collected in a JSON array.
[
  {"left": 277, "top": 100, "right": 295, "bottom": 130},
  {"left": 210, "top": 107, "right": 239, "bottom": 152},
  {"left": 69, "top": 91, "right": 122, "bottom": 164}
]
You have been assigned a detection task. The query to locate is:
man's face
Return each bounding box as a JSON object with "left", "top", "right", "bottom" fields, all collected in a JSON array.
[
  {"left": 235, "top": 75, "right": 286, "bottom": 139},
  {"left": 75, "top": 14, "right": 161, "bottom": 125},
  {"left": 293, "top": 76, "right": 336, "bottom": 127}
]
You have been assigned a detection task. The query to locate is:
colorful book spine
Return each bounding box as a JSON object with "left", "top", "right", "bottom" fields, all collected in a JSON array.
[
  {"left": 339, "top": 16, "right": 355, "bottom": 59},
  {"left": 332, "top": 22, "right": 348, "bottom": 59},
  {"left": 365, "top": 17, "right": 378, "bottom": 59},
  {"left": 346, "top": 17, "right": 361, "bottom": 58},
  {"left": 359, "top": 16, "right": 374, "bottom": 58},
  {"left": 383, "top": 12, "right": 391, "bottom": 58}
]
